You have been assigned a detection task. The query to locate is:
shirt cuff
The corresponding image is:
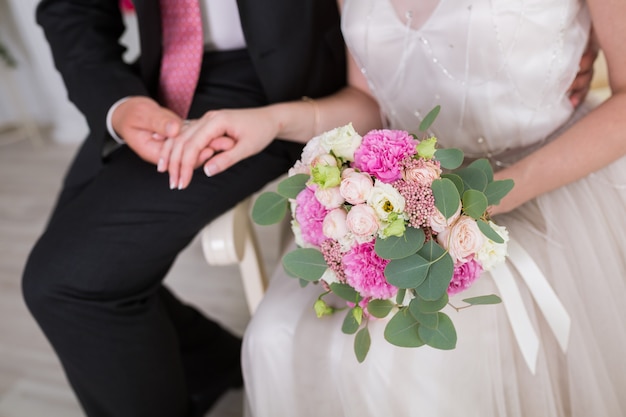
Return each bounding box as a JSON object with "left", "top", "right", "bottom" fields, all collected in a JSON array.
[{"left": 106, "top": 97, "right": 130, "bottom": 144}]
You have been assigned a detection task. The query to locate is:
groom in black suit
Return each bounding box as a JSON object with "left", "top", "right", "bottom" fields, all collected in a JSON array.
[{"left": 21, "top": 1, "right": 346, "bottom": 416}]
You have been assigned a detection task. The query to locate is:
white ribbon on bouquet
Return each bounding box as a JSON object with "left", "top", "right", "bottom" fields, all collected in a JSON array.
[{"left": 489, "top": 238, "right": 571, "bottom": 374}]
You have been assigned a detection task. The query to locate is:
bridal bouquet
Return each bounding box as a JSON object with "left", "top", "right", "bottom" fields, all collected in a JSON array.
[{"left": 252, "top": 106, "right": 513, "bottom": 362}]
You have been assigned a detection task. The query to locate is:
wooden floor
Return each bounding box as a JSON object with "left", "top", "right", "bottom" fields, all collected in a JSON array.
[{"left": 0, "top": 128, "right": 281, "bottom": 417}]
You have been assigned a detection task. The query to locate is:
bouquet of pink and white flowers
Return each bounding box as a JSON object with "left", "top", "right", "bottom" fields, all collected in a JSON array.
[{"left": 252, "top": 106, "right": 513, "bottom": 361}]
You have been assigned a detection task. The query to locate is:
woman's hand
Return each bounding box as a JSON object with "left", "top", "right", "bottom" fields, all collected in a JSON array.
[
  {"left": 160, "top": 107, "right": 280, "bottom": 190},
  {"left": 567, "top": 30, "right": 600, "bottom": 108}
]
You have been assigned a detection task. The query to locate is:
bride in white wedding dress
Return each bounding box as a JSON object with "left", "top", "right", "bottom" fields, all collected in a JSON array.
[{"left": 240, "top": 0, "right": 626, "bottom": 416}]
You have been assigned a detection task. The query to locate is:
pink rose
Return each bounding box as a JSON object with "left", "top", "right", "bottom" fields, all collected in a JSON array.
[
  {"left": 403, "top": 160, "right": 442, "bottom": 186},
  {"left": 437, "top": 215, "right": 484, "bottom": 263},
  {"left": 340, "top": 170, "right": 373, "bottom": 205},
  {"left": 315, "top": 186, "right": 345, "bottom": 209},
  {"left": 322, "top": 208, "right": 350, "bottom": 241},
  {"left": 429, "top": 205, "right": 461, "bottom": 234},
  {"left": 346, "top": 204, "right": 380, "bottom": 242}
]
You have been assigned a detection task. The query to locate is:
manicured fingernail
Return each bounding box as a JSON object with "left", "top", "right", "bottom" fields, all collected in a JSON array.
[
  {"left": 169, "top": 179, "right": 176, "bottom": 190},
  {"left": 178, "top": 179, "right": 184, "bottom": 190},
  {"left": 157, "top": 158, "right": 165, "bottom": 172},
  {"left": 204, "top": 164, "right": 215, "bottom": 177}
]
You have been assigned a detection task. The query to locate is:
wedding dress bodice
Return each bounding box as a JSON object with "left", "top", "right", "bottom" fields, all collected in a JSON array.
[{"left": 342, "top": 0, "right": 591, "bottom": 159}]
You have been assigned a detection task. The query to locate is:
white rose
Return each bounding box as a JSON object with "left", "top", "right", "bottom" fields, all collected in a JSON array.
[
  {"left": 319, "top": 123, "right": 362, "bottom": 161},
  {"left": 437, "top": 215, "right": 484, "bottom": 263},
  {"left": 367, "top": 180, "right": 406, "bottom": 221},
  {"left": 429, "top": 204, "right": 461, "bottom": 234},
  {"left": 403, "top": 160, "right": 442, "bottom": 186},
  {"left": 288, "top": 160, "right": 310, "bottom": 176},
  {"left": 340, "top": 170, "right": 373, "bottom": 205},
  {"left": 322, "top": 208, "right": 350, "bottom": 240},
  {"left": 346, "top": 204, "right": 380, "bottom": 242},
  {"left": 315, "top": 186, "right": 344, "bottom": 209},
  {"left": 476, "top": 221, "right": 509, "bottom": 270},
  {"left": 301, "top": 135, "right": 325, "bottom": 166},
  {"left": 321, "top": 268, "right": 340, "bottom": 286},
  {"left": 311, "top": 153, "right": 338, "bottom": 168}
]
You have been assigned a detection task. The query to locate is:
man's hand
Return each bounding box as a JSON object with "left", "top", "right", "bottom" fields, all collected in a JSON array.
[
  {"left": 568, "top": 31, "right": 600, "bottom": 108},
  {"left": 111, "top": 96, "right": 184, "bottom": 166}
]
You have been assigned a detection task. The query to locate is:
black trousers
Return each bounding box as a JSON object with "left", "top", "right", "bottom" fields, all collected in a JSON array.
[{"left": 22, "top": 49, "right": 302, "bottom": 417}]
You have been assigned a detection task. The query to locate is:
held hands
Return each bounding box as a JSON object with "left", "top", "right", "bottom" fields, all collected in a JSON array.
[{"left": 158, "top": 107, "right": 280, "bottom": 190}]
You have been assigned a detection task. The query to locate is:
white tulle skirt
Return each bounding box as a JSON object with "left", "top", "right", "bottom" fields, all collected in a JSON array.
[{"left": 242, "top": 155, "right": 626, "bottom": 417}]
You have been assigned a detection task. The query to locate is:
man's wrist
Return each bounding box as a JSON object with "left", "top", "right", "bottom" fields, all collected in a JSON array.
[{"left": 106, "top": 97, "right": 130, "bottom": 144}]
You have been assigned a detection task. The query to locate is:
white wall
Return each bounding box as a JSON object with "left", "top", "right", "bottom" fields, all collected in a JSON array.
[{"left": 0, "top": 1, "right": 139, "bottom": 144}]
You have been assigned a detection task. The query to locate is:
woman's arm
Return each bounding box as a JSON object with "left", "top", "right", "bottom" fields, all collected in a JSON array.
[{"left": 491, "top": 0, "right": 626, "bottom": 215}]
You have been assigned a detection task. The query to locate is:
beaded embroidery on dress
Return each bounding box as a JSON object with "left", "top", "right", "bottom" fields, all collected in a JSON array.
[{"left": 242, "top": 1, "right": 626, "bottom": 416}]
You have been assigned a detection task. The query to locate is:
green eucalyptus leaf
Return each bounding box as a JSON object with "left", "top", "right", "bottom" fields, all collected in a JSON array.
[
  {"left": 418, "top": 312, "right": 457, "bottom": 350},
  {"left": 354, "top": 327, "right": 371, "bottom": 363},
  {"left": 282, "top": 248, "right": 327, "bottom": 281},
  {"left": 395, "top": 288, "right": 407, "bottom": 305},
  {"left": 467, "top": 158, "right": 494, "bottom": 182},
  {"left": 342, "top": 309, "right": 360, "bottom": 334},
  {"left": 409, "top": 298, "right": 439, "bottom": 329},
  {"left": 412, "top": 292, "right": 449, "bottom": 313},
  {"left": 441, "top": 173, "right": 464, "bottom": 195},
  {"left": 385, "top": 253, "right": 430, "bottom": 289},
  {"left": 299, "top": 278, "right": 309, "bottom": 288},
  {"left": 418, "top": 105, "right": 441, "bottom": 132},
  {"left": 384, "top": 308, "right": 425, "bottom": 348},
  {"left": 456, "top": 167, "right": 488, "bottom": 192},
  {"left": 330, "top": 282, "right": 362, "bottom": 303},
  {"left": 462, "top": 294, "right": 502, "bottom": 305},
  {"left": 415, "top": 242, "right": 454, "bottom": 301},
  {"left": 251, "top": 192, "right": 288, "bottom": 225},
  {"left": 435, "top": 148, "right": 464, "bottom": 170},
  {"left": 462, "top": 189, "right": 488, "bottom": 219},
  {"left": 431, "top": 178, "right": 461, "bottom": 219},
  {"left": 477, "top": 219, "right": 505, "bottom": 243},
  {"left": 484, "top": 179, "right": 515, "bottom": 206},
  {"left": 375, "top": 227, "right": 425, "bottom": 260},
  {"left": 367, "top": 299, "right": 394, "bottom": 318},
  {"left": 276, "top": 173, "right": 309, "bottom": 199}
]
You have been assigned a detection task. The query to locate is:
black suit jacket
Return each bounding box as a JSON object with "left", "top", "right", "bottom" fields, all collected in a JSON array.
[{"left": 36, "top": 0, "right": 346, "bottom": 185}]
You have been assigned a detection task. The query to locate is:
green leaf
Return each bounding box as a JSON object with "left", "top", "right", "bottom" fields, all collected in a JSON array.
[
  {"left": 276, "top": 174, "right": 309, "bottom": 199},
  {"left": 375, "top": 227, "right": 425, "bottom": 260},
  {"left": 282, "top": 248, "right": 327, "bottom": 281},
  {"left": 484, "top": 179, "right": 514, "bottom": 206},
  {"left": 441, "top": 173, "right": 464, "bottom": 195},
  {"left": 431, "top": 178, "right": 461, "bottom": 219},
  {"left": 354, "top": 327, "right": 371, "bottom": 363},
  {"left": 409, "top": 298, "right": 439, "bottom": 329},
  {"left": 251, "top": 192, "right": 288, "bottom": 225},
  {"left": 367, "top": 299, "right": 394, "bottom": 318},
  {"left": 467, "top": 158, "right": 494, "bottom": 182},
  {"left": 462, "top": 294, "right": 502, "bottom": 305},
  {"left": 330, "top": 283, "right": 362, "bottom": 303},
  {"left": 395, "top": 288, "right": 407, "bottom": 305},
  {"left": 418, "top": 312, "right": 457, "bottom": 350},
  {"left": 384, "top": 308, "right": 425, "bottom": 348},
  {"left": 342, "top": 309, "right": 360, "bottom": 334},
  {"left": 462, "top": 189, "right": 488, "bottom": 219},
  {"left": 385, "top": 253, "right": 430, "bottom": 289},
  {"left": 412, "top": 292, "right": 449, "bottom": 313},
  {"left": 477, "top": 219, "right": 505, "bottom": 243},
  {"left": 456, "top": 167, "right": 488, "bottom": 192},
  {"left": 414, "top": 242, "right": 454, "bottom": 301},
  {"left": 418, "top": 105, "right": 441, "bottom": 132},
  {"left": 299, "top": 278, "right": 309, "bottom": 288},
  {"left": 435, "top": 148, "right": 464, "bottom": 170}
]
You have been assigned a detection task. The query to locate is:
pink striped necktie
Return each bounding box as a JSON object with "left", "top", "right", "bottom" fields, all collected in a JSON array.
[{"left": 158, "top": 0, "right": 204, "bottom": 118}]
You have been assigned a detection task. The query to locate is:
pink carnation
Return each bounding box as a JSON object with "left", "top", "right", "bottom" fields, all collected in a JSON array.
[
  {"left": 295, "top": 187, "right": 329, "bottom": 247},
  {"left": 343, "top": 242, "right": 396, "bottom": 300},
  {"left": 447, "top": 258, "right": 483, "bottom": 296},
  {"left": 353, "top": 129, "right": 417, "bottom": 183}
]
